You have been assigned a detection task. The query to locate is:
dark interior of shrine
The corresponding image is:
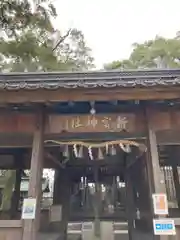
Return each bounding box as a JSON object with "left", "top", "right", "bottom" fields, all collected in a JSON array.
[
  {"left": 0, "top": 140, "right": 144, "bottom": 222},
  {"left": 1, "top": 142, "right": 180, "bottom": 224}
]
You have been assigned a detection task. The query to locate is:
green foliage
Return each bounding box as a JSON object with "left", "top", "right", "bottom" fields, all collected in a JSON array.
[
  {"left": 104, "top": 35, "right": 180, "bottom": 70},
  {"left": 0, "top": 0, "right": 94, "bottom": 72},
  {"left": 1, "top": 170, "right": 16, "bottom": 211}
]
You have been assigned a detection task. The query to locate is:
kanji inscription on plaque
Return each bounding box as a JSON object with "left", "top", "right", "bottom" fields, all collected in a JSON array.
[
  {"left": 65, "top": 115, "right": 128, "bottom": 131},
  {"left": 47, "top": 114, "right": 133, "bottom": 133}
]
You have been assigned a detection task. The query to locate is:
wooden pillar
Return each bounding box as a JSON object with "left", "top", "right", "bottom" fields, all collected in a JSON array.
[
  {"left": 60, "top": 174, "right": 71, "bottom": 240},
  {"left": 145, "top": 108, "right": 169, "bottom": 240},
  {"left": 22, "top": 111, "right": 44, "bottom": 240},
  {"left": 168, "top": 146, "right": 180, "bottom": 209},
  {"left": 131, "top": 156, "right": 152, "bottom": 231},
  {"left": 146, "top": 128, "right": 166, "bottom": 193},
  {"left": 172, "top": 165, "right": 180, "bottom": 208},
  {"left": 53, "top": 169, "right": 60, "bottom": 205},
  {"left": 125, "top": 151, "right": 137, "bottom": 240},
  {"left": 94, "top": 166, "right": 101, "bottom": 239},
  {"left": 125, "top": 169, "right": 135, "bottom": 240},
  {"left": 11, "top": 154, "right": 23, "bottom": 219},
  {"left": 50, "top": 169, "right": 60, "bottom": 232},
  {"left": 52, "top": 169, "right": 71, "bottom": 240}
]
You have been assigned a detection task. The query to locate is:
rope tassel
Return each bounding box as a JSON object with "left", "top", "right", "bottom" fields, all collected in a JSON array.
[
  {"left": 105, "top": 144, "right": 108, "bottom": 154},
  {"left": 88, "top": 146, "right": 93, "bottom": 160},
  {"left": 119, "top": 143, "right": 131, "bottom": 153},
  {"left": 78, "top": 146, "right": 83, "bottom": 158},
  {"left": 63, "top": 145, "right": 69, "bottom": 158},
  {"left": 111, "top": 145, "right": 116, "bottom": 155},
  {"left": 98, "top": 148, "right": 104, "bottom": 160},
  {"left": 73, "top": 144, "right": 78, "bottom": 157}
]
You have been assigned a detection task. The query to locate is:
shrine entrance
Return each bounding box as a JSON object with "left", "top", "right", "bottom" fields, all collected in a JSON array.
[{"left": 48, "top": 132, "right": 150, "bottom": 240}]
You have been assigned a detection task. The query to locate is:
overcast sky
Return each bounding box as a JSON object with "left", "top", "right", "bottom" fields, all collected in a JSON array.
[{"left": 54, "top": 0, "right": 180, "bottom": 68}]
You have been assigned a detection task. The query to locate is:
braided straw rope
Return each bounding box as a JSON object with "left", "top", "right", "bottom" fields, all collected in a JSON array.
[{"left": 44, "top": 139, "right": 146, "bottom": 152}]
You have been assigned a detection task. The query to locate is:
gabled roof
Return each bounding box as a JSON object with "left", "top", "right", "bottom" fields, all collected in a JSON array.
[{"left": 0, "top": 69, "right": 180, "bottom": 90}]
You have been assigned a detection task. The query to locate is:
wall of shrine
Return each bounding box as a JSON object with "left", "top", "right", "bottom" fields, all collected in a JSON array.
[{"left": 0, "top": 108, "right": 179, "bottom": 134}]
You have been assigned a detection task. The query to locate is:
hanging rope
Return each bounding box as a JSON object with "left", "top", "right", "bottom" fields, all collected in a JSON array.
[
  {"left": 45, "top": 139, "right": 145, "bottom": 149},
  {"left": 45, "top": 139, "right": 146, "bottom": 160}
]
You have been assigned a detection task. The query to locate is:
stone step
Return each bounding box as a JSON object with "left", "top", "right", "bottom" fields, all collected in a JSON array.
[
  {"left": 67, "top": 221, "right": 129, "bottom": 234},
  {"left": 68, "top": 222, "right": 82, "bottom": 234},
  {"left": 113, "top": 222, "right": 128, "bottom": 234}
]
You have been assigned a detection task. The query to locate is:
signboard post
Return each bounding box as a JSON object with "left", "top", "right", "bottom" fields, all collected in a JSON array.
[
  {"left": 152, "top": 194, "right": 168, "bottom": 215},
  {"left": 153, "top": 219, "right": 176, "bottom": 235},
  {"left": 22, "top": 198, "right": 37, "bottom": 219}
]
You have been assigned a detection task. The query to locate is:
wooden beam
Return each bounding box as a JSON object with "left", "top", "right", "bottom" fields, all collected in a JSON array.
[
  {"left": 22, "top": 109, "right": 45, "bottom": 240},
  {"left": 0, "top": 132, "right": 145, "bottom": 148},
  {"left": 0, "top": 87, "right": 180, "bottom": 103},
  {"left": 0, "top": 130, "right": 178, "bottom": 148},
  {"left": 157, "top": 130, "right": 180, "bottom": 145},
  {"left": 46, "top": 152, "right": 66, "bottom": 168}
]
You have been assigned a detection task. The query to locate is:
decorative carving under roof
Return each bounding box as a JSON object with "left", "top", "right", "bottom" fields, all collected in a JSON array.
[{"left": 0, "top": 69, "right": 180, "bottom": 90}]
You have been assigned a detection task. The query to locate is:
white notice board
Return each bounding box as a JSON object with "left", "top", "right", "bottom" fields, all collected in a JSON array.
[
  {"left": 152, "top": 194, "right": 168, "bottom": 215},
  {"left": 22, "top": 198, "right": 37, "bottom": 219}
]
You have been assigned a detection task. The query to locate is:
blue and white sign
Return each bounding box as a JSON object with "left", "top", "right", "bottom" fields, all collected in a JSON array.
[{"left": 153, "top": 219, "right": 176, "bottom": 235}]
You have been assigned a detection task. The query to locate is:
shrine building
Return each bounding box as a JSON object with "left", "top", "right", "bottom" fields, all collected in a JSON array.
[{"left": 0, "top": 69, "right": 180, "bottom": 240}]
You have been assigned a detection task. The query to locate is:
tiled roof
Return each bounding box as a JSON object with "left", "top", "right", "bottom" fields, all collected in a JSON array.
[{"left": 0, "top": 69, "right": 180, "bottom": 90}]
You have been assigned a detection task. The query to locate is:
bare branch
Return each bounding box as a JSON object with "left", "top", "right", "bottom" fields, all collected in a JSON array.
[{"left": 52, "top": 28, "right": 72, "bottom": 52}]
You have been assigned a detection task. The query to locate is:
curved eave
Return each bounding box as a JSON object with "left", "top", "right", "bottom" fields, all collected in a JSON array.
[
  {"left": 1, "top": 79, "right": 180, "bottom": 90},
  {"left": 0, "top": 69, "right": 180, "bottom": 90}
]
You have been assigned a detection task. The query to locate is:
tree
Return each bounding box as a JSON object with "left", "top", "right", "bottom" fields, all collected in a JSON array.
[
  {"left": 104, "top": 35, "right": 180, "bottom": 70},
  {"left": 0, "top": 0, "right": 94, "bottom": 213},
  {"left": 0, "top": 170, "right": 16, "bottom": 212},
  {"left": 0, "top": 0, "right": 94, "bottom": 72}
]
